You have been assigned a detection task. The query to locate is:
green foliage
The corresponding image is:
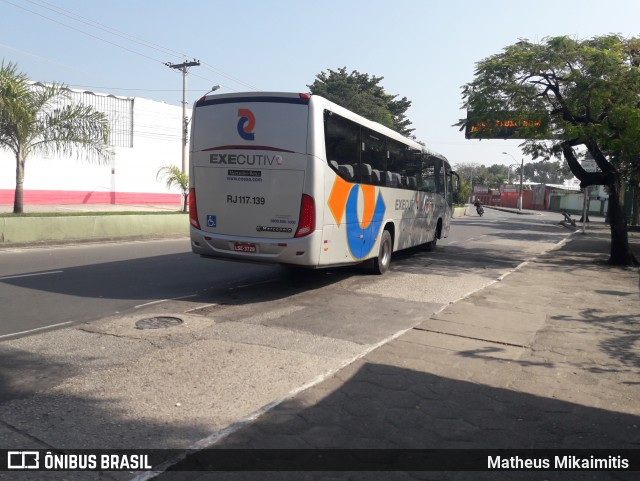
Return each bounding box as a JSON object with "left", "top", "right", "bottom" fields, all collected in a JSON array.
[
  {"left": 454, "top": 160, "right": 571, "bottom": 188},
  {"left": 0, "top": 60, "right": 112, "bottom": 213},
  {"left": 454, "top": 162, "right": 508, "bottom": 189},
  {"left": 454, "top": 178, "right": 472, "bottom": 205},
  {"left": 456, "top": 35, "right": 640, "bottom": 265},
  {"left": 156, "top": 164, "right": 189, "bottom": 212},
  {"left": 308, "top": 67, "right": 414, "bottom": 136},
  {"left": 522, "top": 160, "right": 572, "bottom": 184},
  {"left": 456, "top": 35, "right": 640, "bottom": 184}
]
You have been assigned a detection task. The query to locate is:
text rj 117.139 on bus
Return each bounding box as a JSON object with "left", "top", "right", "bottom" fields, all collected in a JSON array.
[{"left": 188, "top": 92, "right": 459, "bottom": 275}]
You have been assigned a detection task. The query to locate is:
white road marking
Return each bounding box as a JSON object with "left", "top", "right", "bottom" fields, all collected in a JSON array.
[
  {"left": 0, "top": 270, "right": 63, "bottom": 280},
  {"left": 0, "top": 321, "right": 73, "bottom": 340},
  {"left": 134, "top": 294, "right": 198, "bottom": 309}
]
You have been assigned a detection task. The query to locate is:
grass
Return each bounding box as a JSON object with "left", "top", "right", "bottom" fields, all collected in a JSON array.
[{"left": 0, "top": 211, "right": 187, "bottom": 218}]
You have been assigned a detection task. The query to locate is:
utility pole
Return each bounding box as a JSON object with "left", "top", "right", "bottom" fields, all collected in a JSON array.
[
  {"left": 503, "top": 152, "right": 525, "bottom": 211},
  {"left": 518, "top": 157, "right": 524, "bottom": 212},
  {"left": 166, "top": 59, "right": 200, "bottom": 174}
]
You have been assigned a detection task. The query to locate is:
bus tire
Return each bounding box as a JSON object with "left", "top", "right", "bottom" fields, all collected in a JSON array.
[
  {"left": 372, "top": 230, "right": 392, "bottom": 275},
  {"left": 424, "top": 236, "right": 437, "bottom": 251},
  {"left": 425, "top": 219, "right": 442, "bottom": 252}
]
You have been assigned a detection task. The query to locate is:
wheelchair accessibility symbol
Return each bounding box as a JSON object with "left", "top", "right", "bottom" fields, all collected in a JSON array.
[{"left": 206, "top": 215, "right": 217, "bottom": 228}]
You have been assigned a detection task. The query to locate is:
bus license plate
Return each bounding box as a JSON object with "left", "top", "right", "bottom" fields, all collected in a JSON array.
[{"left": 234, "top": 243, "right": 257, "bottom": 253}]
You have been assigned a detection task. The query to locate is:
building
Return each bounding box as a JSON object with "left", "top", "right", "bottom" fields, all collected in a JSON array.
[
  {"left": 0, "top": 86, "right": 184, "bottom": 206},
  {"left": 474, "top": 182, "right": 602, "bottom": 213}
]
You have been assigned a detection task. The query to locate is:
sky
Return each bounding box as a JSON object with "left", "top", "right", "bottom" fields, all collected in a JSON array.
[{"left": 2, "top": 0, "right": 639, "bottom": 168}]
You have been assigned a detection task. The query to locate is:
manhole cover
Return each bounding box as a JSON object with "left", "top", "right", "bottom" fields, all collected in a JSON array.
[{"left": 135, "top": 316, "right": 184, "bottom": 330}]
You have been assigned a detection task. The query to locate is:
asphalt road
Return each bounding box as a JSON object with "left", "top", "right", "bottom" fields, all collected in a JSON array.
[
  {"left": 0, "top": 207, "right": 579, "bottom": 464},
  {"left": 0, "top": 239, "right": 278, "bottom": 338},
  {"left": 0, "top": 208, "right": 569, "bottom": 340}
]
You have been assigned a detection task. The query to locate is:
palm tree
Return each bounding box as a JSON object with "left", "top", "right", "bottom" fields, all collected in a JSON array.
[
  {"left": 0, "top": 61, "right": 112, "bottom": 213},
  {"left": 156, "top": 164, "right": 189, "bottom": 212}
]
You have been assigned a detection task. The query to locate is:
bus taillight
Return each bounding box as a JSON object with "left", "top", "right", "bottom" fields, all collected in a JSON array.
[
  {"left": 189, "top": 188, "right": 200, "bottom": 229},
  {"left": 295, "top": 194, "right": 315, "bottom": 237}
]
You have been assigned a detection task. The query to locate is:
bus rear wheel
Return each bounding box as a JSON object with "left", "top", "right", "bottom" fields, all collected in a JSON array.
[
  {"left": 425, "top": 219, "right": 442, "bottom": 252},
  {"left": 372, "top": 230, "right": 392, "bottom": 275},
  {"left": 424, "top": 236, "right": 437, "bottom": 251}
]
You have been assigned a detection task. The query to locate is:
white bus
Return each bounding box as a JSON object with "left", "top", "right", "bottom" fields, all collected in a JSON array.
[{"left": 189, "top": 92, "right": 458, "bottom": 274}]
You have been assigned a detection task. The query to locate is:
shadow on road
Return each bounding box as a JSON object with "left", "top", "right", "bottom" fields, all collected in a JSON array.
[{"left": 155, "top": 361, "right": 640, "bottom": 481}]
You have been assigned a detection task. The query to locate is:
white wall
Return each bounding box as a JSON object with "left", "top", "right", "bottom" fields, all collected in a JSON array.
[
  {"left": 0, "top": 93, "right": 184, "bottom": 201},
  {"left": 114, "top": 98, "right": 183, "bottom": 194},
  {"left": 559, "top": 193, "right": 608, "bottom": 215}
]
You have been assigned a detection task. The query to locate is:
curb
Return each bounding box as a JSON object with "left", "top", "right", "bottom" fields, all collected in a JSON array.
[{"left": 484, "top": 205, "right": 541, "bottom": 215}]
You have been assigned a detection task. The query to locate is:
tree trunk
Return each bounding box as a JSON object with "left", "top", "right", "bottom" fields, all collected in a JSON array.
[
  {"left": 632, "top": 182, "right": 640, "bottom": 226},
  {"left": 607, "top": 179, "right": 636, "bottom": 265},
  {"left": 561, "top": 140, "right": 637, "bottom": 266},
  {"left": 13, "top": 151, "right": 25, "bottom": 214}
]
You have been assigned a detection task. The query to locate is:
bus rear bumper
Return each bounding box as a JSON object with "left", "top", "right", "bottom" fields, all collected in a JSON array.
[{"left": 190, "top": 227, "right": 321, "bottom": 266}]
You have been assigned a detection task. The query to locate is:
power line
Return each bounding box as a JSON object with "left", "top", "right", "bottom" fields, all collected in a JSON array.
[
  {"left": 68, "top": 85, "right": 183, "bottom": 92},
  {"left": 199, "top": 61, "right": 259, "bottom": 91},
  {"left": 3, "top": 0, "right": 260, "bottom": 92},
  {"left": 1, "top": 0, "right": 164, "bottom": 64},
  {"left": 24, "top": 0, "right": 187, "bottom": 61}
]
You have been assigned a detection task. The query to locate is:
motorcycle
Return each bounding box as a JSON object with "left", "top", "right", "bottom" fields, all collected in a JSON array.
[{"left": 475, "top": 204, "right": 484, "bottom": 216}]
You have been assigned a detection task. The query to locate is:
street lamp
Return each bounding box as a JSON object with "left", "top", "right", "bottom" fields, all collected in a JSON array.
[
  {"left": 502, "top": 152, "right": 524, "bottom": 211},
  {"left": 508, "top": 164, "right": 520, "bottom": 183},
  {"left": 203, "top": 84, "right": 221, "bottom": 97}
]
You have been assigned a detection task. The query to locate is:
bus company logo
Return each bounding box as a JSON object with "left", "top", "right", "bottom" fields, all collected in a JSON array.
[
  {"left": 237, "top": 108, "right": 256, "bottom": 141},
  {"left": 328, "top": 176, "right": 386, "bottom": 260},
  {"left": 416, "top": 192, "right": 430, "bottom": 214},
  {"left": 415, "top": 192, "right": 434, "bottom": 224}
]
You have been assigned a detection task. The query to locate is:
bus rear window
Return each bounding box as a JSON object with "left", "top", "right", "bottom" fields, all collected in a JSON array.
[{"left": 192, "top": 99, "right": 309, "bottom": 154}]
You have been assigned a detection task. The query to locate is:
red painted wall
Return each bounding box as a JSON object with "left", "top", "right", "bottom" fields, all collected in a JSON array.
[{"left": 0, "top": 189, "right": 181, "bottom": 205}]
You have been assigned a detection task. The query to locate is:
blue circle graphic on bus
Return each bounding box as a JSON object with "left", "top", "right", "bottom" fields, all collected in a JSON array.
[{"left": 344, "top": 185, "right": 386, "bottom": 259}]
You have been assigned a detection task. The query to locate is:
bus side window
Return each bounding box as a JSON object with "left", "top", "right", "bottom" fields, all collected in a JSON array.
[
  {"left": 359, "top": 163, "right": 373, "bottom": 184},
  {"left": 402, "top": 147, "right": 423, "bottom": 190},
  {"left": 387, "top": 140, "right": 405, "bottom": 189},
  {"left": 338, "top": 164, "right": 355, "bottom": 182},
  {"left": 445, "top": 164, "right": 454, "bottom": 207},
  {"left": 361, "top": 128, "right": 386, "bottom": 186},
  {"left": 421, "top": 155, "right": 437, "bottom": 193},
  {"left": 325, "top": 111, "right": 359, "bottom": 182},
  {"left": 437, "top": 158, "right": 445, "bottom": 194}
]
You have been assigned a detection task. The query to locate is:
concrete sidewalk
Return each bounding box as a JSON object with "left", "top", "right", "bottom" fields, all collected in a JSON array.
[{"left": 155, "top": 223, "right": 640, "bottom": 480}]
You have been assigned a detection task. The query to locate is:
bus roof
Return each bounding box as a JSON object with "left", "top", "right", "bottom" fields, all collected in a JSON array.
[{"left": 194, "top": 91, "right": 449, "bottom": 164}]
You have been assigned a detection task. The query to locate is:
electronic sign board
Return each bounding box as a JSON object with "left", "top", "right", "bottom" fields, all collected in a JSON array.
[{"left": 465, "top": 111, "right": 548, "bottom": 139}]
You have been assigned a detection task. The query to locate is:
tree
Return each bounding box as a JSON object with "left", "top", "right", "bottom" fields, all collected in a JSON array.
[
  {"left": 454, "top": 178, "right": 472, "bottom": 205},
  {"left": 308, "top": 67, "right": 414, "bottom": 136},
  {"left": 0, "top": 61, "right": 112, "bottom": 214},
  {"left": 156, "top": 164, "right": 189, "bottom": 212},
  {"left": 522, "top": 160, "right": 572, "bottom": 184},
  {"left": 454, "top": 162, "right": 509, "bottom": 189},
  {"left": 456, "top": 35, "right": 640, "bottom": 266}
]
